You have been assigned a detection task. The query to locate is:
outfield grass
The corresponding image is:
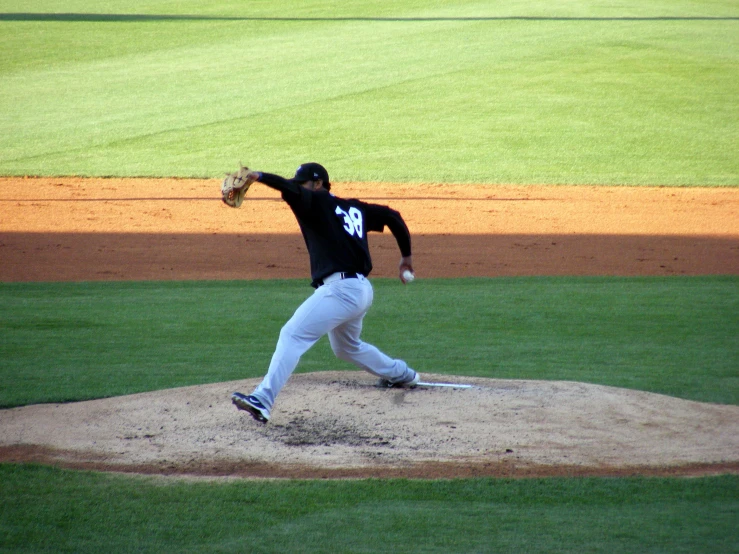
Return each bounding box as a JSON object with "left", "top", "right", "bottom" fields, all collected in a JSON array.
[
  {"left": 0, "top": 0, "right": 737, "bottom": 184},
  {"left": 1, "top": 276, "right": 736, "bottom": 408},
  {"left": 1, "top": 464, "right": 737, "bottom": 554}
]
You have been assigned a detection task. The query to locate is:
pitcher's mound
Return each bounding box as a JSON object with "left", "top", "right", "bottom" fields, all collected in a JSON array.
[{"left": 1, "top": 372, "right": 737, "bottom": 478}]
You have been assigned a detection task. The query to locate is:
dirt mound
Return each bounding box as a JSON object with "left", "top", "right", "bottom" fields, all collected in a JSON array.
[{"left": 1, "top": 372, "right": 737, "bottom": 478}]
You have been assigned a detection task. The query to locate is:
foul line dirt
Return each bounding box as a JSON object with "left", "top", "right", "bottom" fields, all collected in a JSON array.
[{"left": 1, "top": 177, "right": 737, "bottom": 281}]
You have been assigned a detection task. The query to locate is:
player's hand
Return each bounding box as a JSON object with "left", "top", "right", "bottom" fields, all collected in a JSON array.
[{"left": 399, "top": 256, "right": 414, "bottom": 283}]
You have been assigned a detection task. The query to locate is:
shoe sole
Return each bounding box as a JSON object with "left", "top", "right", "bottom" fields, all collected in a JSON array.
[{"left": 231, "top": 394, "right": 269, "bottom": 423}]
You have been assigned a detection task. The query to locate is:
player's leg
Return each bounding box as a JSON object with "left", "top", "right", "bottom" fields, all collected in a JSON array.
[
  {"left": 250, "top": 281, "right": 367, "bottom": 411},
  {"left": 328, "top": 278, "right": 417, "bottom": 384}
]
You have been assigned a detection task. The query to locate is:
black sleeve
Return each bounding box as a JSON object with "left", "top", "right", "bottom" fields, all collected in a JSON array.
[
  {"left": 256, "top": 172, "right": 301, "bottom": 199},
  {"left": 365, "top": 203, "right": 412, "bottom": 257}
]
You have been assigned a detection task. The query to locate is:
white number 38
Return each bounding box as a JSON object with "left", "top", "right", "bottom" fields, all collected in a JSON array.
[{"left": 335, "top": 206, "right": 364, "bottom": 238}]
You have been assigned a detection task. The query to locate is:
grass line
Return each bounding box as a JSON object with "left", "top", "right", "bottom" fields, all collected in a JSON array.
[{"left": 2, "top": 13, "right": 738, "bottom": 21}]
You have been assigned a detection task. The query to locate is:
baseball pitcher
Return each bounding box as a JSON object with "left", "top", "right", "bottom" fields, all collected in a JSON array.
[{"left": 227, "top": 162, "right": 419, "bottom": 423}]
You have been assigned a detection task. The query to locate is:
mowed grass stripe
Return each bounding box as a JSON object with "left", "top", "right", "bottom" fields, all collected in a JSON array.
[
  {"left": 0, "top": 1, "right": 736, "bottom": 183},
  {"left": 1, "top": 464, "right": 737, "bottom": 553}
]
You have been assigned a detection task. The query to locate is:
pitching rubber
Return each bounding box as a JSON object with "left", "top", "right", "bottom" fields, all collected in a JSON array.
[{"left": 417, "top": 382, "right": 475, "bottom": 389}]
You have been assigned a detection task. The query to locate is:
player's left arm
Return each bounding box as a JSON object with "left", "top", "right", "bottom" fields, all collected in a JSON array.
[
  {"left": 245, "top": 170, "right": 315, "bottom": 214},
  {"left": 247, "top": 171, "right": 301, "bottom": 197}
]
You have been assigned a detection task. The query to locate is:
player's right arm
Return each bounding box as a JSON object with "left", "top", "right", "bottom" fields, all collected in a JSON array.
[
  {"left": 365, "top": 203, "right": 414, "bottom": 280},
  {"left": 365, "top": 204, "right": 411, "bottom": 256}
]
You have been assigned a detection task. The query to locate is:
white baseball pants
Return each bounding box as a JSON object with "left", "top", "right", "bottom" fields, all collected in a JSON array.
[{"left": 252, "top": 274, "right": 414, "bottom": 411}]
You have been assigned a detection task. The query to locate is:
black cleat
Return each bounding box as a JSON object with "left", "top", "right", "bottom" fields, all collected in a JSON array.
[{"left": 231, "top": 392, "right": 270, "bottom": 423}]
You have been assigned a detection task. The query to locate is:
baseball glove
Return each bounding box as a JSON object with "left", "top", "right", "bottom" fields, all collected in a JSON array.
[{"left": 221, "top": 164, "right": 254, "bottom": 208}]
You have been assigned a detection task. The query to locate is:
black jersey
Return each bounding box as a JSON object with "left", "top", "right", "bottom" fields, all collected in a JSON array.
[{"left": 258, "top": 173, "right": 411, "bottom": 286}]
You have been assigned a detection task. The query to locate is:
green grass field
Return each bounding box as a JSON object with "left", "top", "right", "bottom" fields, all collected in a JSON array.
[
  {"left": 1, "top": 1, "right": 738, "bottom": 552},
  {"left": 1, "top": 0, "right": 737, "bottom": 184},
  {"left": 1, "top": 277, "right": 737, "bottom": 408},
  {"left": 2, "top": 465, "right": 737, "bottom": 554},
  {"left": 1, "top": 277, "right": 738, "bottom": 551}
]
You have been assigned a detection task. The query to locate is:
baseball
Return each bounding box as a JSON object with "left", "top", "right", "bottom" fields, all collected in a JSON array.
[{"left": 402, "top": 270, "right": 415, "bottom": 283}]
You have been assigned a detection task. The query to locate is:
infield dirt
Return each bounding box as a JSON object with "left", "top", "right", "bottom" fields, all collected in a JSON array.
[{"left": 1, "top": 177, "right": 737, "bottom": 478}]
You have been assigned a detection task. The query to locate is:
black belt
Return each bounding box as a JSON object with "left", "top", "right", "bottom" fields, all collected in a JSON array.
[{"left": 314, "top": 272, "right": 360, "bottom": 288}]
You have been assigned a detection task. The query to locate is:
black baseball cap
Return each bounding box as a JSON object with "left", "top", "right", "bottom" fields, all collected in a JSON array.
[{"left": 290, "top": 162, "right": 330, "bottom": 186}]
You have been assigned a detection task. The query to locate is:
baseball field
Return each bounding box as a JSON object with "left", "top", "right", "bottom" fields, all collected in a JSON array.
[{"left": 1, "top": 1, "right": 738, "bottom": 552}]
